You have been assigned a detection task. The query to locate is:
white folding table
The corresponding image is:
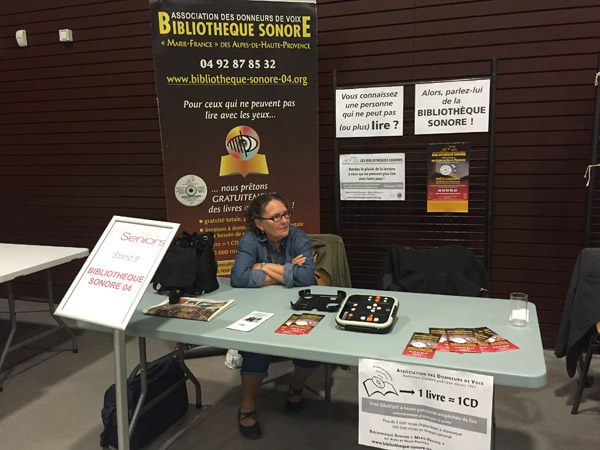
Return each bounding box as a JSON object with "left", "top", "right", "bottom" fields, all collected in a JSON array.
[
  {"left": 0, "top": 243, "right": 89, "bottom": 391},
  {"left": 80, "top": 278, "right": 547, "bottom": 450}
]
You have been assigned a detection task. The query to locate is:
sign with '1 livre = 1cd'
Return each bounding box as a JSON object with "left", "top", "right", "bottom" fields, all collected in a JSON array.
[
  {"left": 359, "top": 359, "right": 493, "bottom": 450},
  {"left": 55, "top": 216, "right": 180, "bottom": 330}
]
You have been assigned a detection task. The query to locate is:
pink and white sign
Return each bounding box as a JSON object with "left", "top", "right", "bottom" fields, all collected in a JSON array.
[{"left": 55, "top": 216, "right": 179, "bottom": 329}]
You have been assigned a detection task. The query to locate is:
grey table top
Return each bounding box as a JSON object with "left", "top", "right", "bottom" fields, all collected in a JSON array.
[{"left": 87, "top": 278, "right": 547, "bottom": 389}]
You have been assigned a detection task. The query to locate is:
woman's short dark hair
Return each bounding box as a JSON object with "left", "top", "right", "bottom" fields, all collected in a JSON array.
[{"left": 244, "top": 193, "right": 291, "bottom": 235}]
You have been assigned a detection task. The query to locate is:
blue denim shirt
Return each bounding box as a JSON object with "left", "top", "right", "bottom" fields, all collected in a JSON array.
[{"left": 230, "top": 225, "right": 316, "bottom": 288}]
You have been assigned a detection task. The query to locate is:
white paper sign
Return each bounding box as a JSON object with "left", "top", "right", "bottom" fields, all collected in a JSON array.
[
  {"left": 340, "top": 153, "right": 405, "bottom": 200},
  {"left": 414, "top": 79, "right": 490, "bottom": 135},
  {"left": 359, "top": 359, "right": 493, "bottom": 450},
  {"left": 336, "top": 86, "right": 404, "bottom": 137},
  {"left": 227, "top": 311, "right": 274, "bottom": 331},
  {"left": 55, "top": 216, "right": 179, "bottom": 330}
]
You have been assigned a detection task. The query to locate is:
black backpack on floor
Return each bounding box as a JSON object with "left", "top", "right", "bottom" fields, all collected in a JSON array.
[{"left": 99, "top": 358, "right": 188, "bottom": 449}]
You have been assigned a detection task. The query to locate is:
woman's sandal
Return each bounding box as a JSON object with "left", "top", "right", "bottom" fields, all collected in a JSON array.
[
  {"left": 284, "top": 384, "right": 304, "bottom": 413},
  {"left": 238, "top": 409, "right": 262, "bottom": 439}
]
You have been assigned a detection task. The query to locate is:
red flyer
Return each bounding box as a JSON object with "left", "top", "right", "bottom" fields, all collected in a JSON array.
[
  {"left": 429, "top": 327, "right": 450, "bottom": 352},
  {"left": 447, "top": 328, "right": 481, "bottom": 353},
  {"left": 475, "top": 327, "right": 519, "bottom": 352},
  {"left": 402, "top": 332, "right": 440, "bottom": 358},
  {"left": 275, "top": 313, "right": 324, "bottom": 335}
]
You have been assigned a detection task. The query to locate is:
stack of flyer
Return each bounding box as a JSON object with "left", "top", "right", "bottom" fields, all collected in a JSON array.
[{"left": 402, "top": 326, "right": 519, "bottom": 358}]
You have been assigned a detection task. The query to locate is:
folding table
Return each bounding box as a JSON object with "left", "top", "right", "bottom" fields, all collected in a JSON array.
[
  {"left": 0, "top": 243, "right": 89, "bottom": 391},
  {"left": 79, "top": 278, "right": 547, "bottom": 450}
]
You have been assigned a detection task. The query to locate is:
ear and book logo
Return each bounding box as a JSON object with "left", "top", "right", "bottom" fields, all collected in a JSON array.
[
  {"left": 220, "top": 126, "right": 269, "bottom": 177},
  {"left": 363, "top": 375, "right": 399, "bottom": 397}
]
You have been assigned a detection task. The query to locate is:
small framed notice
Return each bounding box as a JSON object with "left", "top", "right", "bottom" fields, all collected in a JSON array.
[
  {"left": 55, "top": 216, "right": 179, "bottom": 330},
  {"left": 340, "top": 153, "right": 405, "bottom": 201}
]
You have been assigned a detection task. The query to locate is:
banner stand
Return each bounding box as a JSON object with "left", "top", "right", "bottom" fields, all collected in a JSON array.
[
  {"left": 332, "top": 69, "right": 341, "bottom": 235},
  {"left": 584, "top": 52, "right": 600, "bottom": 247},
  {"left": 114, "top": 329, "right": 130, "bottom": 450},
  {"left": 485, "top": 57, "right": 498, "bottom": 272}
]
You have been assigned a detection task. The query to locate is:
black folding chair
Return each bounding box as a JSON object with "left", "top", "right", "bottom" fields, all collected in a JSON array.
[
  {"left": 571, "top": 325, "right": 600, "bottom": 414},
  {"left": 377, "top": 244, "right": 489, "bottom": 297},
  {"left": 555, "top": 248, "right": 600, "bottom": 414}
]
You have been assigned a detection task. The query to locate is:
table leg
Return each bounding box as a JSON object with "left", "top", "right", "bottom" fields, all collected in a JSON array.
[
  {"left": 325, "top": 363, "right": 332, "bottom": 401},
  {"left": 177, "top": 344, "right": 202, "bottom": 408},
  {"left": 128, "top": 339, "right": 203, "bottom": 423},
  {"left": 45, "top": 270, "right": 78, "bottom": 353},
  {"left": 491, "top": 391, "right": 496, "bottom": 450},
  {"left": 129, "top": 337, "right": 149, "bottom": 435},
  {"left": 0, "top": 282, "right": 18, "bottom": 392},
  {"left": 0, "top": 270, "right": 80, "bottom": 392},
  {"left": 114, "top": 329, "right": 130, "bottom": 450},
  {"left": 127, "top": 338, "right": 204, "bottom": 431}
]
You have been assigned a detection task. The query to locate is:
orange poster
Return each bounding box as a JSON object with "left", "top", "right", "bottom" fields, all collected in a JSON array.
[{"left": 427, "top": 143, "right": 469, "bottom": 213}]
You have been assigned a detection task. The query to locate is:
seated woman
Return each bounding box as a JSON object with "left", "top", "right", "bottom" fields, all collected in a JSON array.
[{"left": 230, "top": 193, "right": 317, "bottom": 439}]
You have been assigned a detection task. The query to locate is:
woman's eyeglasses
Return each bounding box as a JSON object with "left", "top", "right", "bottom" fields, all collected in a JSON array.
[{"left": 257, "top": 210, "right": 292, "bottom": 222}]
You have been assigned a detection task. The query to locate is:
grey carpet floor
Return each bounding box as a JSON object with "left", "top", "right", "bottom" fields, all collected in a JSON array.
[{"left": 0, "top": 308, "right": 599, "bottom": 450}]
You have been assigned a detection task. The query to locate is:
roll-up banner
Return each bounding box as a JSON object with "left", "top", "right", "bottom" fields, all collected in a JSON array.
[{"left": 149, "top": 0, "right": 319, "bottom": 275}]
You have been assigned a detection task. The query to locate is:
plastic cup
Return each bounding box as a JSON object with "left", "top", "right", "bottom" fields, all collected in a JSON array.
[{"left": 509, "top": 292, "right": 529, "bottom": 327}]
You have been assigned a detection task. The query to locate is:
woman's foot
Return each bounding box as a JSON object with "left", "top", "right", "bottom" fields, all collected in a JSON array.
[
  {"left": 238, "top": 409, "right": 262, "bottom": 439},
  {"left": 285, "top": 384, "right": 304, "bottom": 413}
]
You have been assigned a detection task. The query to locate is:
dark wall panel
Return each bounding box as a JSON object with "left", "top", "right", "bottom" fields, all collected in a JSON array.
[
  {"left": 2, "top": 0, "right": 599, "bottom": 347},
  {"left": 0, "top": 0, "right": 164, "bottom": 298},
  {"left": 317, "top": 0, "right": 600, "bottom": 349}
]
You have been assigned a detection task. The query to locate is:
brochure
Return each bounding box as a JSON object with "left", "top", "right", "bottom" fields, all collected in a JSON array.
[
  {"left": 275, "top": 313, "right": 324, "bottom": 335},
  {"left": 446, "top": 328, "right": 481, "bottom": 353},
  {"left": 402, "top": 332, "right": 440, "bottom": 358},
  {"left": 143, "top": 297, "right": 234, "bottom": 322},
  {"left": 429, "top": 327, "right": 450, "bottom": 352},
  {"left": 227, "top": 311, "right": 275, "bottom": 332},
  {"left": 406, "top": 326, "right": 521, "bottom": 357},
  {"left": 475, "top": 327, "right": 520, "bottom": 352}
]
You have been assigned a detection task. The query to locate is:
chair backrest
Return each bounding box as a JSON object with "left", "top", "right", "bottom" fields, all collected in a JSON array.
[
  {"left": 307, "top": 234, "right": 352, "bottom": 288},
  {"left": 555, "top": 247, "right": 600, "bottom": 375},
  {"left": 377, "top": 244, "right": 489, "bottom": 297}
]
